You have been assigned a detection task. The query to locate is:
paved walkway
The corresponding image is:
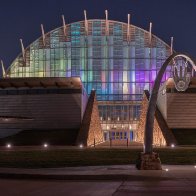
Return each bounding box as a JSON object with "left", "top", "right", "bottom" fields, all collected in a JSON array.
[
  {"left": 0, "top": 165, "right": 196, "bottom": 196},
  {"left": 0, "top": 165, "right": 195, "bottom": 181}
]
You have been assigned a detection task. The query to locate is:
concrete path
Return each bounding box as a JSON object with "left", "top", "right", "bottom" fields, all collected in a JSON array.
[
  {"left": 0, "top": 165, "right": 195, "bottom": 180},
  {"left": 0, "top": 165, "right": 196, "bottom": 195},
  {"left": 0, "top": 179, "right": 195, "bottom": 196}
]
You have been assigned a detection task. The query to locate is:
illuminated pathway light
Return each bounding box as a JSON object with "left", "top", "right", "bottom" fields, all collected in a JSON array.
[
  {"left": 6, "top": 143, "right": 12, "bottom": 148},
  {"left": 171, "top": 144, "right": 175, "bottom": 148},
  {"left": 79, "top": 144, "right": 83, "bottom": 148},
  {"left": 43, "top": 143, "right": 48, "bottom": 148}
]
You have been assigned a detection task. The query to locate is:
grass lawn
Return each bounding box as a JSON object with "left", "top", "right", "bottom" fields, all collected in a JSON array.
[{"left": 0, "top": 148, "right": 195, "bottom": 168}]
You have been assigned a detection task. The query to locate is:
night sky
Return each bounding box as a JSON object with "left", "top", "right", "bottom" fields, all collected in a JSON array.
[{"left": 0, "top": 0, "right": 195, "bottom": 72}]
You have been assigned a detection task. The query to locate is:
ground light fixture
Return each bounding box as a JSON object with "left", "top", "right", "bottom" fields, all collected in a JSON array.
[
  {"left": 165, "top": 168, "right": 169, "bottom": 172},
  {"left": 194, "top": 165, "right": 196, "bottom": 169},
  {"left": 6, "top": 143, "right": 12, "bottom": 148},
  {"left": 171, "top": 144, "right": 175, "bottom": 148},
  {"left": 43, "top": 143, "right": 48, "bottom": 148},
  {"left": 79, "top": 144, "right": 83, "bottom": 148}
]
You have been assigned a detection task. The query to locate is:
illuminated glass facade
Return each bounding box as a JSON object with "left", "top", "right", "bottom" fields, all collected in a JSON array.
[{"left": 6, "top": 20, "right": 172, "bottom": 140}]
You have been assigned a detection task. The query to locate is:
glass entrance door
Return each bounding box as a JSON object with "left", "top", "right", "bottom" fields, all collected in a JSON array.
[{"left": 111, "top": 131, "right": 127, "bottom": 140}]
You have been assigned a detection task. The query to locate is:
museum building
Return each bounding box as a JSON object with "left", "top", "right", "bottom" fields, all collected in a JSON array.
[{"left": 0, "top": 12, "right": 177, "bottom": 145}]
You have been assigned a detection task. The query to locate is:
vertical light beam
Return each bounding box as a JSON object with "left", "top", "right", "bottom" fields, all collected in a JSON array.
[
  {"left": 62, "top": 15, "right": 66, "bottom": 37},
  {"left": 1, "top": 60, "right": 6, "bottom": 78},
  {"left": 170, "top": 37, "right": 174, "bottom": 54},
  {"left": 105, "top": 10, "right": 109, "bottom": 36},
  {"left": 20, "top": 39, "right": 25, "bottom": 63},
  {"left": 149, "top": 22, "right": 152, "bottom": 45},
  {"left": 41, "top": 24, "right": 46, "bottom": 46},
  {"left": 84, "top": 10, "right": 88, "bottom": 35},
  {"left": 127, "top": 14, "right": 131, "bottom": 42}
]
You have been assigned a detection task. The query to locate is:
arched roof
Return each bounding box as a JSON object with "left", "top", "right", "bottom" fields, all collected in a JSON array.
[{"left": 7, "top": 19, "right": 171, "bottom": 74}]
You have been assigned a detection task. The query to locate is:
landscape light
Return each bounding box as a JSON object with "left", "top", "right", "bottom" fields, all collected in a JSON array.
[
  {"left": 171, "top": 144, "right": 175, "bottom": 148},
  {"left": 194, "top": 165, "right": 196, "bottom": 169},
  {"left": 6, "top": 143, "right": 12, "bottom": 148},
  {"left": 43, "top": 143, "right": 48, "bottom": 148},
  {"left": 165, "top": 168, "right": 169, "bottom": 172},
  {"left": 79, "top": 144, "right": 83, "bottom": 148}
]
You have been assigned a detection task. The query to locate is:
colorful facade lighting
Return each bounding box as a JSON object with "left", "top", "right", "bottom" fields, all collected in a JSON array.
[{"left": 5, "top": 15, "right": 172, "bottom": 139}]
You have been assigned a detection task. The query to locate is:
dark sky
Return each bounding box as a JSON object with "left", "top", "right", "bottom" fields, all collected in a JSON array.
[{"left": 0, "top": 0, "right": 195, "bottom": 70}]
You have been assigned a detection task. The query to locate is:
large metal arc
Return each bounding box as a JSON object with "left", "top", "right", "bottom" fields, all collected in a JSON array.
[{"left": 144, "top": 52, "right": 196, "bottom": 154}]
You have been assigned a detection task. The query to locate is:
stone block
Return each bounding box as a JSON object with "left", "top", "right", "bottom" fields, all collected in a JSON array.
[{"left": 136, "top": 152, "right": 162, "bottom": 170}]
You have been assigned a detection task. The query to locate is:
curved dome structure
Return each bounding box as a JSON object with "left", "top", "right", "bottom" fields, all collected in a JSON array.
[
  {"left": 7, "top": 19, "right": 171, "bottom": 101},
  {"left": 6, "top": 19, "right": 172, "bottom": 141}
]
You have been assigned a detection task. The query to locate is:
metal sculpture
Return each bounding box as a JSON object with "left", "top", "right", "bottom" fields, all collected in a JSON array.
[
  {"left": 136, "top": 53, "right": 196, "bottom": 170},
  {"left": 173, "top": 60, "right": 191, "bottom": 91},
  {"left": 144, "top": 53, "right": 196, "bottom": 154}
]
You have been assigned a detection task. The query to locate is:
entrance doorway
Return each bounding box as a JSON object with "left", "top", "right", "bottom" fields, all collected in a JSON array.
[{"left": 111, "top": 131, "right": 127, "bottom": 140}]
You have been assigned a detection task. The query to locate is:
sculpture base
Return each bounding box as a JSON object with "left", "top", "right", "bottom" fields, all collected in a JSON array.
[{"left": 136, "top": 152, "right": 162, "bottom": 170}]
